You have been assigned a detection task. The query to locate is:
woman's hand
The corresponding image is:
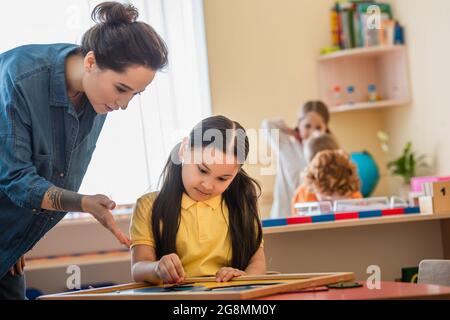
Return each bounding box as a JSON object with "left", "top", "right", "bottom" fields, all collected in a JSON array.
[
  {"left": 155, "top": 253, "right": 185, "bottom": 284},
  {"left": 81, "top": 194, "right": 131, "bottom": 248},
  {"left": 215, "top": 267, "right": 246, "bottom": 282},
  {"left": 10, "top": 256, "right": 26, "bottom": 276}
]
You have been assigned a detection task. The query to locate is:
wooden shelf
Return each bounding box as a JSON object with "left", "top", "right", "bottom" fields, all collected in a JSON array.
[
  {"left": 263, "top": 213, "right": 450, "bottom": 235},
  {"left": 329, "top": 99, "right": 411, "bottom": 113},
  {"left": 26, "top": 251, "right": 131, "bottom": 271},
  {"left": 317, "top": 45, "right": 410, "bottom": 112},
  {"left": 318, "top": 45, "right": 407, "bottom": 61}
]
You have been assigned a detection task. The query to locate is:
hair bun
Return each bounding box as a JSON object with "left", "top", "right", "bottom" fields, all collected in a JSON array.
[{"left": 92, "top": 1, "right": 139, "bottom": 25}]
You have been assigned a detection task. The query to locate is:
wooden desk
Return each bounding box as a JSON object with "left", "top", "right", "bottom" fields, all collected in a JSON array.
[
  {"left": 25, "top": 213, "right": 450, "bottom": 294},
  {"left": 260, "top": 281, "right": 450, "bottom": 300},
  {"left": 263, "top": 213, "right": 450, "bottom": 281}
]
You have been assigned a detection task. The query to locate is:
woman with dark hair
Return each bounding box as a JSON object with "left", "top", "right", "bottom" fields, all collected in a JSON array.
[
  {"left": 130, "top": 115, "right": 266, "bottom": 284},
  {"left": 0, "top": 2, "right": 168, "bottom": 299}
]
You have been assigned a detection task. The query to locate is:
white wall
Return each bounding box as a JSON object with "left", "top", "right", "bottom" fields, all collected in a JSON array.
[{"left": 384, "top": 0, "right": 450, "bottom": 187}]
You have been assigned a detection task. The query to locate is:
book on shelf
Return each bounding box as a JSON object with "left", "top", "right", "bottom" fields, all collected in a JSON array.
[{"left": 330, "top": 1, "right": 402, "bottom": 49}]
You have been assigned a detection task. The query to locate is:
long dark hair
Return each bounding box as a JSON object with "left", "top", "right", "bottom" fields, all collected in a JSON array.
[
  {"left": 81, "top": 1, "right": 168, "bottom": 72},
  {"left": 151, "top": 116, "right": 263, "bottom": 270}
]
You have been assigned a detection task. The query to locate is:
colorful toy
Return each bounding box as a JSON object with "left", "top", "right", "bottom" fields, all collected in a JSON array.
[
  {"left": 332, "top": 84, "right": 342, "bottom": 106},
  {"left": 368, "top": 84, "right": 377, "bottom": 102},
  {"left": 266, "top": 196, "right": 420, "bottom": 228},
  {"left": 346, "top": 85, "right": 355, "bottom": 104},
  {"left": 410, "top": 176, "right": 450, "bottom": 193},
  {"left": 419, "top": 181, "right": 450, "bottom": 214}
]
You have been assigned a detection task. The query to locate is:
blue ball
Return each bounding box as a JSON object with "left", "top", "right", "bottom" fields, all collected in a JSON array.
[{"left": 350, "top": 151, "right": 380, "bottom": 197}]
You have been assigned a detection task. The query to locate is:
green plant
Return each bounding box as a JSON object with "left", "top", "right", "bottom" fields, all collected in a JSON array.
[{"left": 377, "top": 131, "right": 428, "bottom": 185}]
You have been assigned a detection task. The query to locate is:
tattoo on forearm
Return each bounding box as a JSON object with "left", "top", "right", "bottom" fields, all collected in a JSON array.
[{"left": 47, "top": 187, "right": 83, "bottom": 212}]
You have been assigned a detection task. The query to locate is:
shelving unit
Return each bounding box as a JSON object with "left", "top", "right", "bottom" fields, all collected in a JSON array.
[
  {"left": 317, "top": 45, "right": 411, "bottom": 113},
  {"left": 26, "top": 250, "right": 130, "bottom": 271},
  {"left": 328, "top": 98, "right": 410, "bottom": 113}
]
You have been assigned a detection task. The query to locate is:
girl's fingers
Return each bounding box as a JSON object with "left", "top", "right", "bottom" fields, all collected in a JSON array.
[
  {"left": 215, "top": 269, "right": 225, "bottom": 281},
  {"left": 222, "top": 272, "right": 233, "bottom": 282},
  {"left": 158, "top": 256, "right": 175, "bottom": 283},
  {"left": 170, "top": 255, "right": 185, "bottom": 281},
  {"left": 235, "top": 270, "right": 246, "bottom": 277},
  {"left": 225, "top": 270, "right": 242, "bottom": 282},
  {"left": 216, "top": 268, "right": 245, "bottom": 282},
  {"left": 166, "top": 260, "right": 182, "bottom": 283},
  {"left": 158, "top": 264, "right": 174, "bottom": 283},
  {"left": 216, "top": 268, "right": 231, "bottom": 282}
]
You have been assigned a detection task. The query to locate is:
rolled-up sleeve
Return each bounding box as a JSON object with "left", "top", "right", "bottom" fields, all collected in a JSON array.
[
  {"left": 261, "top": 119, "right": 291, "bottom": 154},
  {"left": 130, "top": 194, "right": 157, "bottom": 248},
  {"left": 0, "top": 90, "right": 53, "bottom": 210}
]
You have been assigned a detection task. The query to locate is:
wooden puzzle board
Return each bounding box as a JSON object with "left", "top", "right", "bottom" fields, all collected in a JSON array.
[{"left": 38, "top": 272, "right": 355, "bottom": 300}]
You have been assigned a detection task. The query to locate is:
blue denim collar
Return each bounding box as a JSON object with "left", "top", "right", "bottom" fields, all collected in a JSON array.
[{"left": 49, "top": 44, "right": 80, "bottom": 107}]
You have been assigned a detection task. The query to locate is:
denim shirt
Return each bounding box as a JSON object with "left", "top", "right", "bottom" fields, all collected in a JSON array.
[{"left": 0, "top": 44, "right": 107, "bottom": 277}]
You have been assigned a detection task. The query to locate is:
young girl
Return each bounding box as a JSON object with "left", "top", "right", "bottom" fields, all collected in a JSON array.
[
  {"left": 261, "top": 101, "right": 332, "bottom": 217},
  {"left": 291, "top": 150, "right": 362, "bottom": 212},
  {"left": 130, "top": 116, "right": 266, "bottom": 284}
]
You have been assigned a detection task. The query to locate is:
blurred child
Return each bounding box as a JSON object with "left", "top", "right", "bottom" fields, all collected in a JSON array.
[
  {"left": 302, "top": 131, "right": 339, "bottom": 163},
  {"left": 291, "top": 149, "right": 362, "bottom": 213},
  {"left": 130, "top": 116, "right": 266, "bottom": 284},
  {"left": 261, "top": 100, "right": 332, "bottom": 217}
]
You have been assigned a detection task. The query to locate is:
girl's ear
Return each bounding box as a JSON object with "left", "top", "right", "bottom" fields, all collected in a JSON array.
[{"left": 178, "top": 137, "right": 189, "bottom": 163}]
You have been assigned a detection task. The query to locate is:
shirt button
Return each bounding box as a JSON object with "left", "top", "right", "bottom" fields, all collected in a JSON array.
[{"left": 60, "top": 173, "right": 65, "bottom": 177}]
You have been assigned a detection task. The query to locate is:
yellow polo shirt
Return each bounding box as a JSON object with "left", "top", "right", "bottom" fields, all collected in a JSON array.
[{"left": 130, "top": 192, "right": 233, "bottom": 277}]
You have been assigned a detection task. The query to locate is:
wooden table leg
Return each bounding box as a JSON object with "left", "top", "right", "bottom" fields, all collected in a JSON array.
[{"left": 440, "top": 219, "right": 450, "bottom": 259}]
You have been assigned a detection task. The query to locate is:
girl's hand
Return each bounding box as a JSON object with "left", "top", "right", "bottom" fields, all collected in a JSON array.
[
  {"left": 275, "top": 120, "right": 297, "bottom": 137},
  {"left": 81, "top": 195, "right": 131, "bottom": 248},
  {"left": 155, "top": 253, "right": 186, "bottom": 284},
  {"left": 215, "top": 267, "right": 246, "bottom": 282},
  {"left": 281, "top": 123, "right": 301, "bottom": 142},
  {"left": 10, "top": 256, "right": 26, "bottom": 276}
]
